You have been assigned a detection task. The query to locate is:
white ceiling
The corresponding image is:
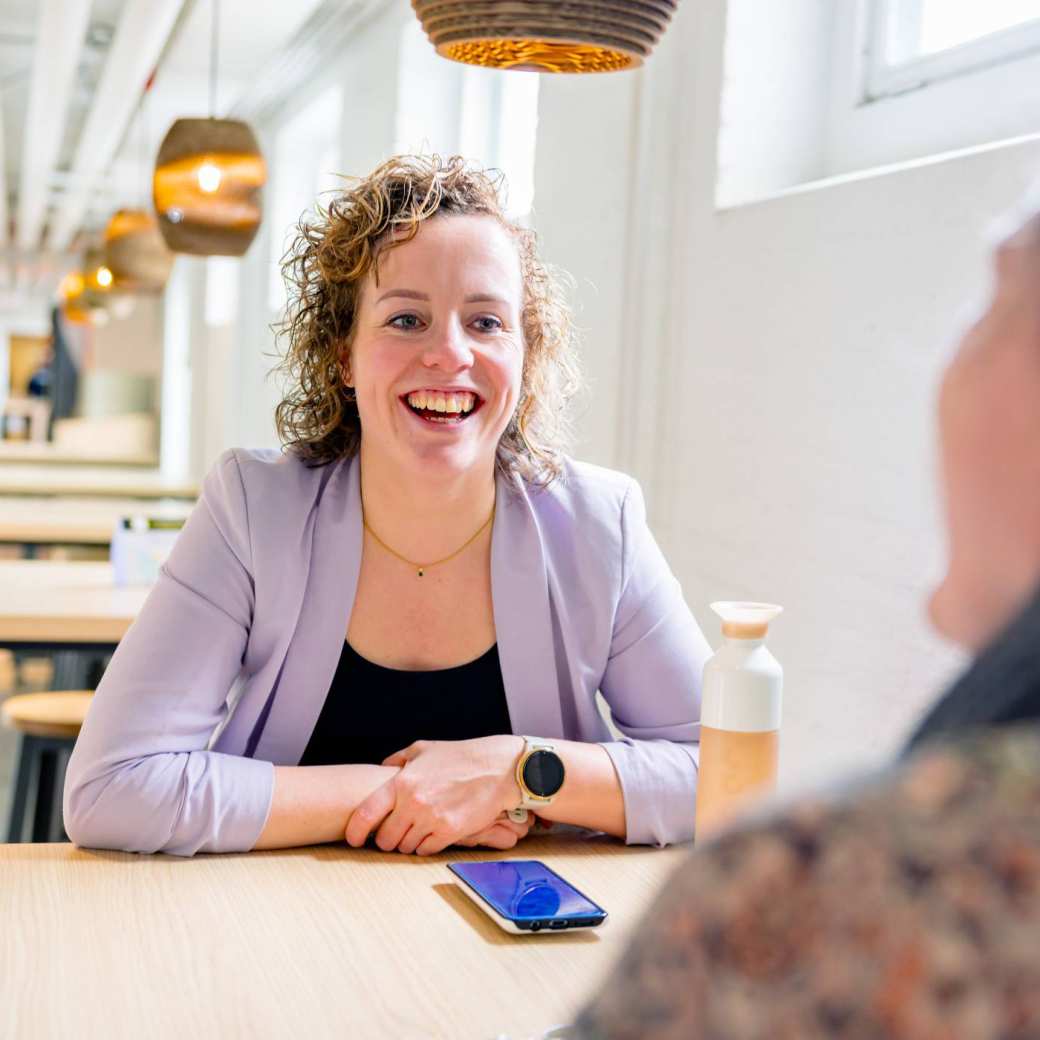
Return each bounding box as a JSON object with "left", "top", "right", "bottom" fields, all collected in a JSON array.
[{"left": 0, "top": 0, "right": 330, "bottom": 286}]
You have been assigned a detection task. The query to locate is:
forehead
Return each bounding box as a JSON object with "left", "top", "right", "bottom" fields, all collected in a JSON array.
[{"left": 372, "top": 214, "right": 522, "bottom": 293}]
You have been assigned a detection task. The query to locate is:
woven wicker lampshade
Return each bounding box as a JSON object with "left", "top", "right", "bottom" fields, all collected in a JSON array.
[
  {"left": 103, "top": 209, "right": 174, "bottom": 292},
  {"left": 412, "top": 0, "right": 677, "bottom": 72},
  {"left": 153, "top": 117, "right": 266, "bottom": 256}
]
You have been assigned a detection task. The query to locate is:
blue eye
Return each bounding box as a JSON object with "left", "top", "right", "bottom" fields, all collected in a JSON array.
[
  {"left": 388, "top": 313, "right": 422, "bottom": 330},
  {"left": 474, "top": 316, "right": 503, "bottom": 332}
]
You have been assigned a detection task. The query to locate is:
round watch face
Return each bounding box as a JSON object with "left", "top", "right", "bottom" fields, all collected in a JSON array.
[{"left": 522, "top": 749, "right": 565, "bottom": 798}]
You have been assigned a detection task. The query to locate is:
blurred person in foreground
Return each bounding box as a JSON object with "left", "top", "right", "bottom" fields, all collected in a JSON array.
[{"left": 572, "top": 196, "right": 1040, "bottom": 1039}]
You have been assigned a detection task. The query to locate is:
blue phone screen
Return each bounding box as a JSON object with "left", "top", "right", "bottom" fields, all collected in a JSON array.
[{"left": 449, "top": 860, "right": 605, "bottom": 921}]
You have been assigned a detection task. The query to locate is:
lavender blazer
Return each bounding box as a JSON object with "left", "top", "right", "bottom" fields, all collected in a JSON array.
[{"left": 63, "top": 448, "right": 710, "bottom": 856}]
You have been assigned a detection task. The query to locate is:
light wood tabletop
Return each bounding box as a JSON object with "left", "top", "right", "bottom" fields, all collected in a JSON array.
[
  {"left": 0, "top": 441, "right": 159, "bottom": 467},
  {"left": 0, "top": 834, "right": 688, "bottom": 1040},
  {"left": 0, "top": 496, "right": 193, "bottom": 547},
  {"left": 0, "top": 560, "right": 148, "bottom": 644},
  {"left": 0, "top": 464, "right": 197, "bottom": 499}
]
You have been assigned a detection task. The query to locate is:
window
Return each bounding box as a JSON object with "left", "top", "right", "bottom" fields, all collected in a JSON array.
[
  {"left": 716, "top": 0, "right": 1040, "bottom": 207},
  {"left": 867, "top": 0, "right": 1040, "bottom": 98},
  {"left": 267, "top": 87, "right": 343, "bottom": 312}
]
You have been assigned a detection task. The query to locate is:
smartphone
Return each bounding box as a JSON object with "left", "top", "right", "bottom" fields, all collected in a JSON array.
[{"left": 447, "top": 860, "right": 608, "bottom": 934}]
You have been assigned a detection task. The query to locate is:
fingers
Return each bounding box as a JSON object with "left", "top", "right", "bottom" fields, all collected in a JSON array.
[
  {"left": 381, "top": 740, "right": 427, "bottom": 768},
  {"left": 344, "top": 778, "right": 396, "bottom": 847},
  {"left": 396, "top": 823, "right": 433, "bottom": 856},
  {"left": 473, "top": 824, "right": 520, "bottom": 851},
  {"left": 373, "top": 807, "right": 413, "bottom": 852},
  {"left": 415, "top": 833, "right": 454, "bottom": 857}
]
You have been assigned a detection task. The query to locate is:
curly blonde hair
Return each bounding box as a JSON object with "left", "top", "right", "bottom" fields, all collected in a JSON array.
[{"left": 274, "top": 154, "right": 583, "bottom": 486}]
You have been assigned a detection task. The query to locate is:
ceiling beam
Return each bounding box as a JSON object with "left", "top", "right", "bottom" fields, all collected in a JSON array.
[
  {"left": 15, "top": 0, "right": 92, "bottom": 251},
  {"left": 47, "top": 0, "right": 187, "bottom": 253}
]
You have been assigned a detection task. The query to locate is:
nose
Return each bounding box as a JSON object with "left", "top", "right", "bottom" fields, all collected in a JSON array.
[{"left": 421, "top": 316, "right": 474, "bottom": 372}]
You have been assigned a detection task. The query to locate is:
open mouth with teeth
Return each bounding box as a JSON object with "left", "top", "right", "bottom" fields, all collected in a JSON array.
[{"left": 401, "top": 389, "right": 484, "bottom": 426}]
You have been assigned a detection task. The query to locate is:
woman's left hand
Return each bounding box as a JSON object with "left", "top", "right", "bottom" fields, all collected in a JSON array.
[{"left": 343, "top": 735, "right": 524, "bottom": 855}]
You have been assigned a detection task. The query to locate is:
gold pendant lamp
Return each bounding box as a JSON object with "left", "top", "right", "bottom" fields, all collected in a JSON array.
[
  {"left": 59, "top": 271, "right": 91, "bottom": 324},
  {"left": 152, "top": 0, "right": 266, "bottom": 256},
  {"left": 103, "top": 209, "right": 174, "bottom": 292},
  {"left": 82, "top": 245, "right": 114, "bottom": 308},
  {"left": 411, "top": 0, "right": 678, "bottom": 73}
]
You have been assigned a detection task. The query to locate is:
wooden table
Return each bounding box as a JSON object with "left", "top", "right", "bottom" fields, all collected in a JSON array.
[
  {"left": 0, "top": 834, "right": 687, "bottom": 1039},
  {"left": 0, "top": 464, "right": 196, "bottom": 499},
  {"left": 0, "top": 561, "right": 147, "bottom": 646},
  {"left": 0, "top": 560, "right": 148, "bottom": 688},
  {"left": 0, "top": 441, "right": 158, "bottom": 467},
  {"left": 0, "top": 497, "right": 193, "bottom": 554}
]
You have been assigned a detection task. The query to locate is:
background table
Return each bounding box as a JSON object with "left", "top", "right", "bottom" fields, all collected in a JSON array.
[
  {"left": 0, "top": 560, "right": 148, "bottom": 688},
  {"left": 0, "top": 834, "right": 688, "bottom": 1039},
  {"left": 0, "top": 464, "right": 196, "bottom": 499},
  {"left": 0, "top": 561, "right": 147, "bottom": 646},
  {"left": 0, "top": 497, "right": 193, "bottom": 556}
]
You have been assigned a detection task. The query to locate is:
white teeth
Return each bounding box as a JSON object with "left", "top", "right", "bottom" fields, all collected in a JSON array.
[{"left": 406, "top": 390, "right": 478, "bottom": 414}]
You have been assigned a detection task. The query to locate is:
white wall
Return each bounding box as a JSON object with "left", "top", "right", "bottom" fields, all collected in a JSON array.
[{"left": 532, "top": 0, "right": 1040, "bottom": 791}]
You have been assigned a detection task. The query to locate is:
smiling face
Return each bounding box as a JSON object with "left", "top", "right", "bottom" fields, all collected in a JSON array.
[
  {"left": 930, "top": 211, "right": 1040, "bottom": 651},
  {"left": 344, "top": 213, "right": 525, "bottom": 481}
]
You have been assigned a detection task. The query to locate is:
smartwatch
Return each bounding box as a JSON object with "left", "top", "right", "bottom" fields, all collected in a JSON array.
[{"left": 507, "top": 736, "right": 565, "bottom": 823}]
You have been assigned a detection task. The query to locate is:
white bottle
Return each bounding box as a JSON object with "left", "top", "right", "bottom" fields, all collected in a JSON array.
[{"left": 695, "top": 602, "right": 783, "bottom": 840}]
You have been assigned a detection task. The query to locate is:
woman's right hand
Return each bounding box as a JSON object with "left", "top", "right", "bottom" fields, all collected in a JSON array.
[{"left": 456, "top": 811, "right": 537, "bottom": 850}]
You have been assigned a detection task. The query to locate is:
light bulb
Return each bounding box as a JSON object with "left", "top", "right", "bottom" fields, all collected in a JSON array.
[
  {"left": 197, "top": 161, "right": 222, "bottom": 193},
  {"left": 96, "top": 265, "right": 113, "bottom": 288}
]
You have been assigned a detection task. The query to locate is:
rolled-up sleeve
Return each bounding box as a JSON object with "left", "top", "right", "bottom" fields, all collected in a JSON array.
[
  {"left": 597, "top": 480, "right": 711, "bottom": 846},
  {"left": 63, "top": 450, "right": 275, "bottom": 856}
]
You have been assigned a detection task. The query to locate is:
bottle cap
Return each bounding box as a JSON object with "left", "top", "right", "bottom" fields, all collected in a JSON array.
[{"left": 711, "top": 601, "right": 783, "bottom": 640}]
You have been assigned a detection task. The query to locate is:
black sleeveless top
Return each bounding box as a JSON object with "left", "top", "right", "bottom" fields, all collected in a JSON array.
[{"left": 298, "top": 640, "right": 514, "bottom": 766}]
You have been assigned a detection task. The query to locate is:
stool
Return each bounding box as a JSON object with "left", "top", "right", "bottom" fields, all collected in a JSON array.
[{"left": 2, "top": 691, "right": 93, "bottom": 843}]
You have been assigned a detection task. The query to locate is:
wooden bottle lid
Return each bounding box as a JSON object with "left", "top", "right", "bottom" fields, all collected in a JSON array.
[{"left": 1, "top": 691, "right": 94, "bottom": 739}]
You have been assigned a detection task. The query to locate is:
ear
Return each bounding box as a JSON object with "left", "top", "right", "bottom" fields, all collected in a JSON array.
[{"left": 338, "top": 349, "right": 353, "bottom": 387}]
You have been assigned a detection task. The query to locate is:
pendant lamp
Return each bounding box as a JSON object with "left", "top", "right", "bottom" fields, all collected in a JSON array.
[
  {"left": 82, "top": 246, "right": 114, "bottom": 308},
  {"left": 59, "top": 271, "right": 91, "bottom": 324},
  {"left": 152, "top": 0, "right": 266, "bottom": 255},
  {"left": 103, "top": 209, "right": 174, "bottom": 292},
  {"left": 411, "top": 0, "right": 678, "bottom": 73}
]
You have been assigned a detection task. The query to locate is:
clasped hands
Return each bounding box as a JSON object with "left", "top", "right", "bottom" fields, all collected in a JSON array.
[{"left": 344, "top": 734, "right": 548, "bottom": 856}]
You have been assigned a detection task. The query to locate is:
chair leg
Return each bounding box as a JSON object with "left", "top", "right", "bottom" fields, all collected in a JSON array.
[
  {"left": 7, "top": 735, "right": 39, "bottom": 843},
  {"left": 32, "top": 747, "right": 58, "bottom": 843},
  {"left": 54, "top": 748, "right": 71, "bottom": 842}
]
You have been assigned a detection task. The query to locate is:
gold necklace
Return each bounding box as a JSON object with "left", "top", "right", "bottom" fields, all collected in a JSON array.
[{"left": 362, "top": 500, "right": 495, "bottom": 577}]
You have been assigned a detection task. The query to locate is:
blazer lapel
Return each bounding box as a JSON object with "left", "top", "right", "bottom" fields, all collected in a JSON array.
[
  {"left": 492, "top": 472, "right": 564, "bottom": 739},
  {"left": 252, "top": 456, "right": 363, "bottom": 764}
]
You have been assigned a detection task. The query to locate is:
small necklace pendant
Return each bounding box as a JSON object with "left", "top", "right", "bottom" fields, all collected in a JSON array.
[{"left": 417, "top": 568, "right": 424, "bottom": 577}]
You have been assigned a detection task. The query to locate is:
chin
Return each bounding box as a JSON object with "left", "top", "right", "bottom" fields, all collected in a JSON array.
[{"left": 929, "top": 572, "right": 1015, "bottom": 655}]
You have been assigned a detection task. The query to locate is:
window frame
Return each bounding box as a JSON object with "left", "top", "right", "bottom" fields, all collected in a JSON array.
[{"left": 864, "top": 0, "right": 1040, "bottom": 100}]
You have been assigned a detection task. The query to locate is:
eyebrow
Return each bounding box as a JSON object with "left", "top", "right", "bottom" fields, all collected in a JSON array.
[{"left": 375, "top": 289, "right": 511, "bottom": 306}]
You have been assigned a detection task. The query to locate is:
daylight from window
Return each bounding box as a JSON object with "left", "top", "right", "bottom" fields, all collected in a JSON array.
[{"left": 918, "top": 0, "right": 1040, "bottom": 55}]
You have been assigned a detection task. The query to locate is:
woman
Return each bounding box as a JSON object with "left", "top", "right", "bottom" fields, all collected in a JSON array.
[{"left": 63, "top": 155, "right": 710, "bottom": 857}]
